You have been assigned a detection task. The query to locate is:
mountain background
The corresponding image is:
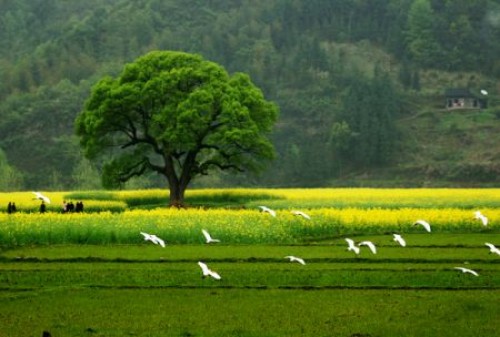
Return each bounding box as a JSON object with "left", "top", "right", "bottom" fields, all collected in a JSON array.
[{"left": 1, "top": 0, "right": 500, "bottom": 191}]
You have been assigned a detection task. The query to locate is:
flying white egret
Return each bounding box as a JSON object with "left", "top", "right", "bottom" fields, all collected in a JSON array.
[
  {"left": 284, "top": 255, "right": 306, "bottom": 265},
  {"left": 345, "top": 238, "right": 360, "bottom": 255},
  {"left": 32, "top": 191, "right": 50, "bottom": 204},
  {"left": 291, "top": 210, "right": 311, "bottom": 220},
  {"left": 454, "top": 267, "right": 479, "bottom": 276},
  {"left": 393, "top": 234, "right": 406, "bottom": 247},
  {"left": 202, "top": 229, "right": 220, "bottom": 244},
  {"left": 474, "top": 211, "right": 488, "bottom": 226},
  {"left": 140, "top": 232, "right": 166, "bottom": 248},
  {"left": 413, "top": 219, "right": 431, "bottom": 233},
  {"left": 150, "top": 235, "right": 166, "bottom": 247},
  {"left": 198, "top": 261, "right": 221, "bottom": 280},
  {"left": 258, "top": 206, "right": 276, "bottom": 217},
  {"left": 480, "top": 89, "right": 488, "bottom": 95},
  {"left": 485, "top": 243, "right": 500, "bottom": 256},
  {"left": 359, "top": 240, "right": 377, "bottom": 254}
]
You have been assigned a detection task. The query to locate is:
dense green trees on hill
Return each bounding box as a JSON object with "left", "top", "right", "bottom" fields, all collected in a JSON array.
[
  {"left": 0, "top": 0, "right": 499, "bottom": 190},
  {"left": 337, "top": 66, "right": 400, "bottom": 168}
]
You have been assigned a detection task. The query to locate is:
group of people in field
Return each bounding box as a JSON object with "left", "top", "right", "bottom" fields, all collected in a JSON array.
[
  {"left": 5, "top": 200, "right": 85, "bottom": 214},
  {"left": 6, "top": 202, "right": 17, "bottom": 214},
  {"left": 62, "top": 200, "right": 84, "bottom": 213}
]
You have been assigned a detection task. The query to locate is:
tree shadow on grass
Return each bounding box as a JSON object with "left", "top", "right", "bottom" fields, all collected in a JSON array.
[{"left": 65, "top": 190, "right": 284, "bottom": 210}]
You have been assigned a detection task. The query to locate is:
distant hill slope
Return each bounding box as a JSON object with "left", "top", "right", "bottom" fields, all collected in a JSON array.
[
  {"left": 0, "top": 0, "right": 499, "bottom": 189},
  {"left": 395, "top": 107, "right": 500, "bottom": 185}
]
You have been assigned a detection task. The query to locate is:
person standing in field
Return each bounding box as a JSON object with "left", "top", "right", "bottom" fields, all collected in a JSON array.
[{"left": 40, "top": 201, "right": 46, "bottom": 213}]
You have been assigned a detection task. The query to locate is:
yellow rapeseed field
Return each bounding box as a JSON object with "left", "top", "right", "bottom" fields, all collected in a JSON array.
[
  {"left": 0, "top": 191, "right": 126, "bottom": 213},
  {"left": 0, "top": 188, "right": 498, "bottom": 245}
]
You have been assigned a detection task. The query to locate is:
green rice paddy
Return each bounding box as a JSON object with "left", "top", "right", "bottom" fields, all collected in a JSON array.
[{"left": 0, "top": 189, "right": 499, "bottom": 336}]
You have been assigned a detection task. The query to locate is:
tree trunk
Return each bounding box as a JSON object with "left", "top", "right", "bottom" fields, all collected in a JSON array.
[
  {"left": 168, "top": 181, "right": 186, "bottom": 208},
  {"left": 164, "top": 154, "right": 192, "bottom": 208}
]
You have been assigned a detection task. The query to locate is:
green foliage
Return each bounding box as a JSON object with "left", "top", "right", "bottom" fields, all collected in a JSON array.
[
  {"left": 337, "top": 66, "right": 400, "bottom": 169},
  {"left": 0, "top": 80, "right": 89, "bottom": 189},
  {"left": 58, "top": 188, "right": 281, "bottom": 209},
  {"left": 329, "top": 121, "right": 352, "bottom": 151},
  {"left": 71, "top": 158, "right": 102, "bottom": 190},
  {"left": 406, "top": 0, "right": 444, "bottom": 68},
  {"left": 399, "top": 59, "right": 413, "bottom": 90},
  {"left": 448, "top": 162, "right": 500, "bottom": 182},
  {"left": 0, "top": 0, "right": 499, "bottom": 189},
  {"left": 184, "top": 191, "right": 281, "bottom": 208},
  {"left": 0, "top": 148, "right": 24, "bottom": 191},
  {"left": 412, "top": 68, "right": 421, "bottom": 90},
  {"left": 63, "top": 190, "right": 118, "bottom": 201}
]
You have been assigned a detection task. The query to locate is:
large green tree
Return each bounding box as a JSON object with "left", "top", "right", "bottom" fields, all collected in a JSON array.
[{"left": 75, "top": 50, "right": 278, "bottom": 206}]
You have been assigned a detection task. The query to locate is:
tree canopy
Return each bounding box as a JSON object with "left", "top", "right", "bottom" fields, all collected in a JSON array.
[{"left": 75, "top": 50, "right": 278, "bottom": 206}]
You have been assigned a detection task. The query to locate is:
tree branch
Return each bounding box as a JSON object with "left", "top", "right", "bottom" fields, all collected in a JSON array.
[
  {"left": 198, "top": 160, "right": 244, "bottom": 174},
  {"left": 116, "top": 158, "right": 149, "bottom": 182}
]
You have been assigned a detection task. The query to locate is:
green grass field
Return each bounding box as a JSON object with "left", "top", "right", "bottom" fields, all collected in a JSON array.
[
  {"left": 1, "top": 235, "right": 499, "bottom": 336},
  {"left": 1, "top": 288, "right": 498, "bottom": 337},
  {"left": 1, "top": 189, "right": 499, "bottom": 336}
]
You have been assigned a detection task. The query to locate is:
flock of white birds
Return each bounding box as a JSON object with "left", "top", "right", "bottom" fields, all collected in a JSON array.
[
  {"left": 341, "top": 211, "right": 496, "bottom": 278},
  {"left": 29, "top": 191, "right": 498, "bottom": 280},
  {"left": 138, "top": 206, "right": 498, "bottom": 280},
  {"left": 29, "top": 192, "right": 499, "bottom": 279}
]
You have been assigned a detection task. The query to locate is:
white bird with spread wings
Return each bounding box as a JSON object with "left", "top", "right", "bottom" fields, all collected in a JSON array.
[
  {"left": 485, "top": 243, "right": 500, "bottom": 256},
  {"left": 259, "top": 206, "right": 276, "bottom": 217},
  {"left": 291, "top": 210, "right": 311, "bottom": 220},
  {"left": 359, "top": 240, "right": 377, "bottom": 254},
  {"left": 285, "top": 255, "right": 306, "bottom": 265},
  {"left": 140, "top": 232, "right": 166, "bottom": 248},
  {"left": 413, "top": 219, "right": 431, "bottom": 233},
  {"left": 393, "top": 234, "right": 406, "bottom": 247},
  {"left": 474, "top": 211, "right": 488, "bottom": 226},
  {"left": 454, "top": 267, "right": 479, "bottom": 276},
  {"left": 198, "top": 261, "right": 221, "bottom": 280},
  {"left": 202, "top": 229, "right": 220, "bottom": 244},
  {"left": 345, "top": 238, "right": 360, "bottom": 255},
  {"left": 32, "top": 191, "right": 50, "bottom": 204}
]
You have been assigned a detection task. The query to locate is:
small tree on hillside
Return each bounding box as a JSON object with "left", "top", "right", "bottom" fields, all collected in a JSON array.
[
  {"left": 0, "top": 148, "right": 24, "bottom": 191},
  {"left": 75, "top": 51, "right": 279, "bottom": 206},
  {"left": 337, "top": 66, "right": 399, "bottom": 169}
]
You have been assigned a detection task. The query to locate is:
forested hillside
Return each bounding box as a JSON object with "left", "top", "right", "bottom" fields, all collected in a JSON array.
[{"left": 1, "top": 0, "right": 500, "bottom": 190}]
